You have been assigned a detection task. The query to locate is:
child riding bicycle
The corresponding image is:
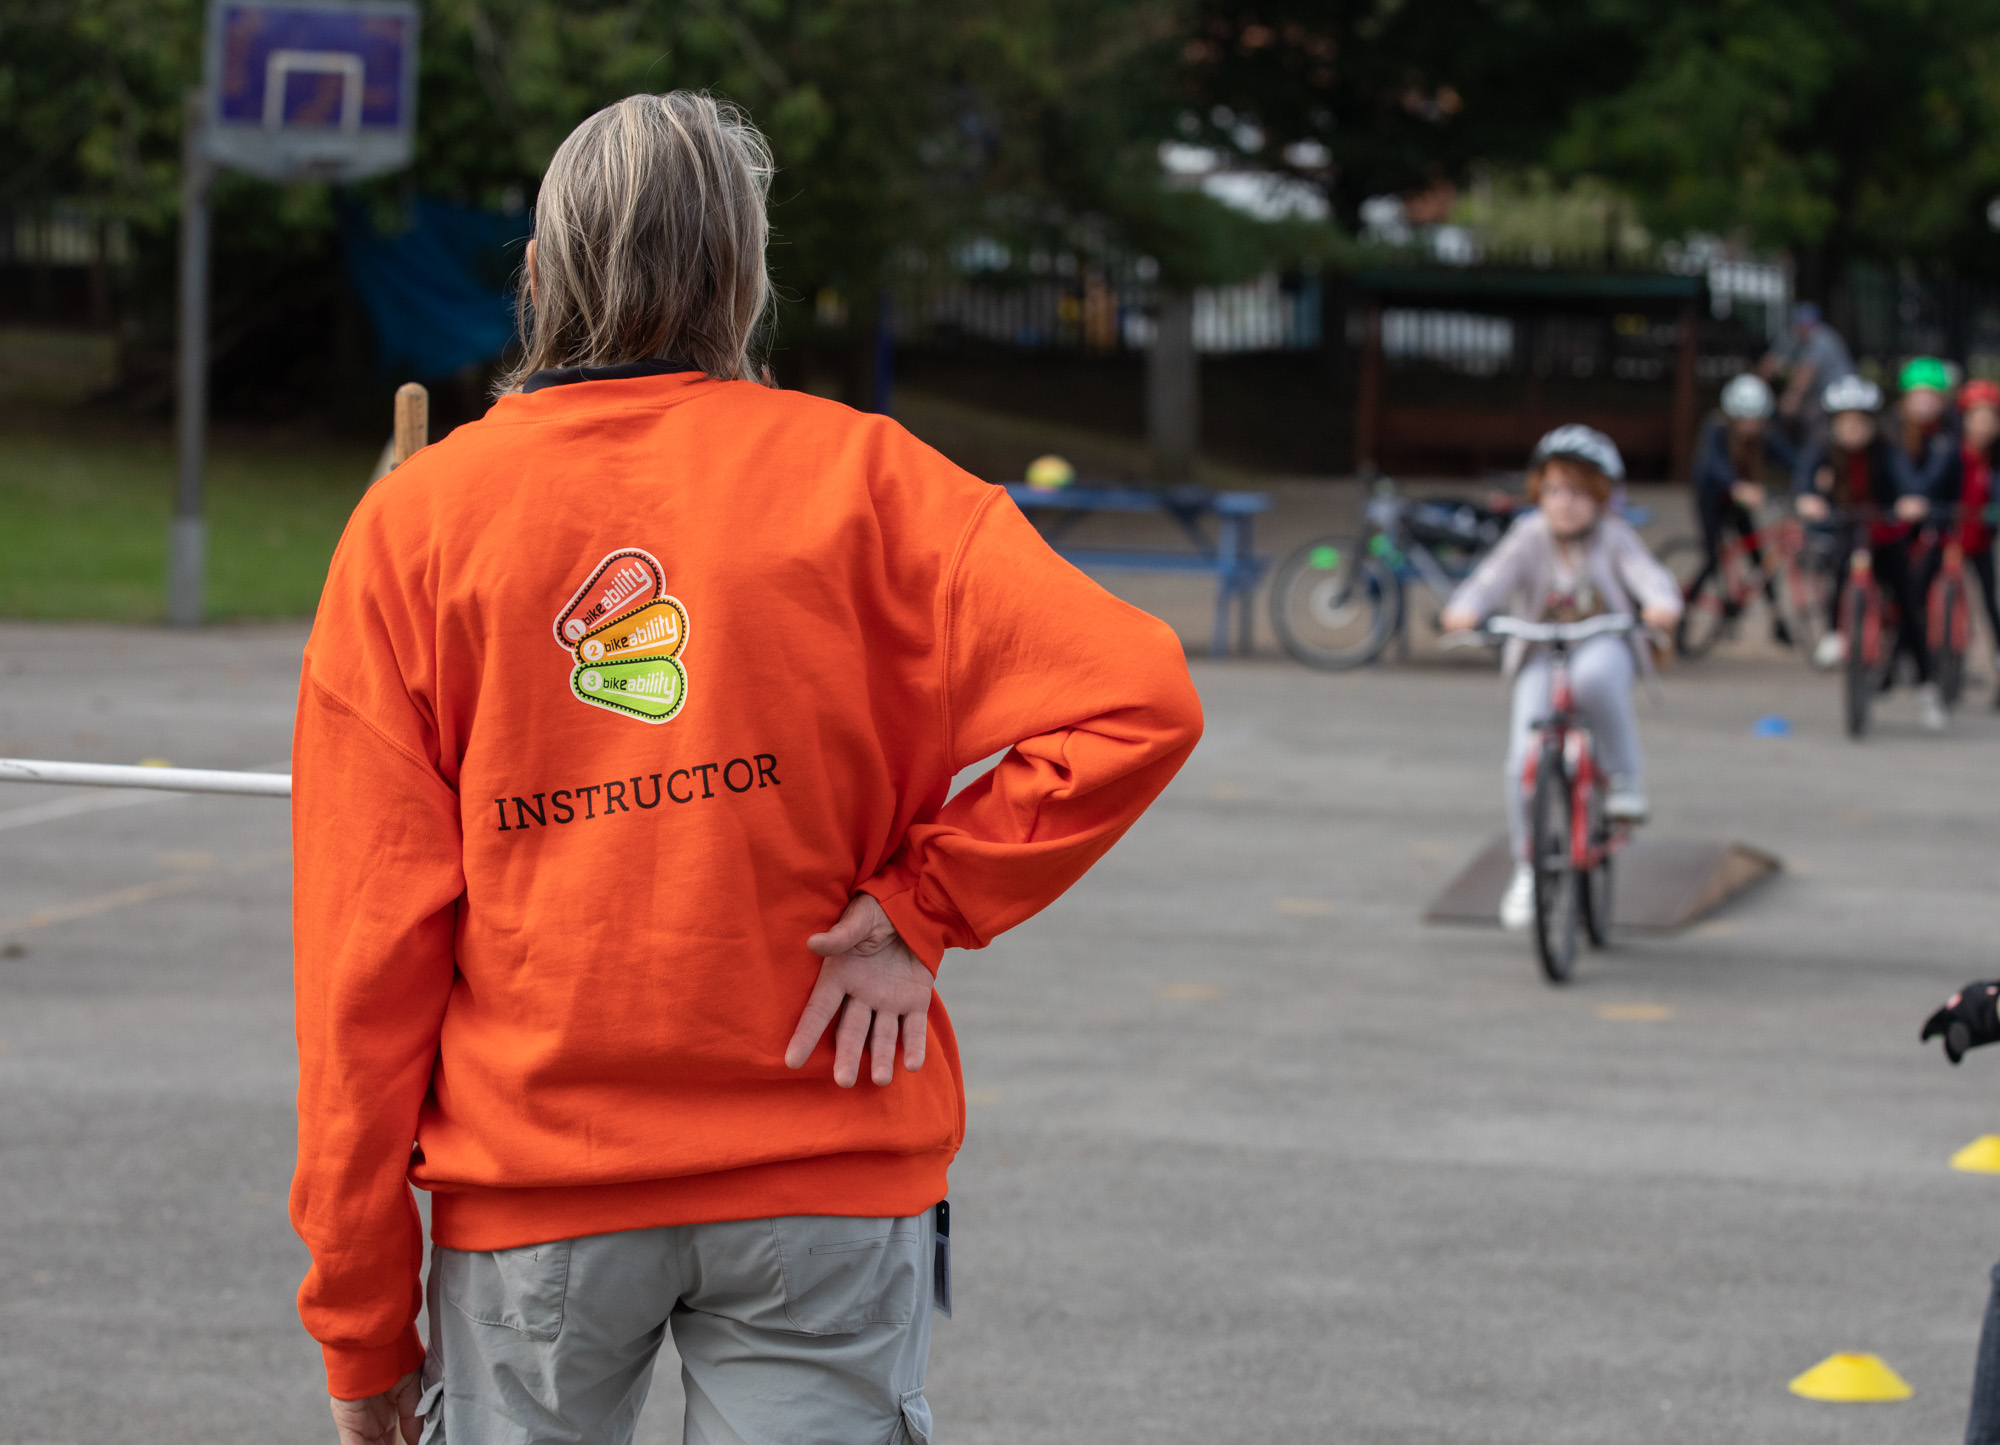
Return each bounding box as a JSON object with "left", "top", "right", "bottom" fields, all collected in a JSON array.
[
  {"left": 1793, "top": 373, "right": 1943, "bottom": 728},
  {"left": 1440, "top": 426, "right": 1682, "bottom": 931},
  {"left": 1690, "top": 373, "right": 1800, "bottom": 645}
]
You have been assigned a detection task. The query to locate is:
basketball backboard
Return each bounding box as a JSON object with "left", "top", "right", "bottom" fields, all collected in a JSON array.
[{"left": 202, "top": 0, "right": 419, "bottom": 182}]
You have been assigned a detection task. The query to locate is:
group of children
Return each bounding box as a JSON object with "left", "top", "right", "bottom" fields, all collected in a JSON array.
[
  {"left": 1444, "top": 356, "right": 2000, "bottom": 930},
  {"left": 1694, "top": 357, "right": 2000, "bottom": 728}
]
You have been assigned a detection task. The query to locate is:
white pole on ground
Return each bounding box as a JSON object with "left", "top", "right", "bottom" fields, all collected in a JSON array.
[
  {"left": 0, "top": 759, "right": 290, "bottom": 798},
  {"left": 170, "top": 87, "right": 214, "bottom": 629}
]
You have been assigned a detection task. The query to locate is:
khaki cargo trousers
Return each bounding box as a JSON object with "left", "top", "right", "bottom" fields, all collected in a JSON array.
[{"left": 417, "top": 1211, "right": 937, "bottom": 1445}]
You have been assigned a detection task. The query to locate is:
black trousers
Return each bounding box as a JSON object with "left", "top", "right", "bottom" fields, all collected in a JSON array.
[
  {"left": 1693, "top": 490, "right": 1777, "bottom": 606},
  {"left": 1826, "top": 526, "right": 1931, "bottom": 683}
]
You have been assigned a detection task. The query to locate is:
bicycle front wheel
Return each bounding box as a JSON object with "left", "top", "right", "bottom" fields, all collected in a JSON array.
[
  {"left": 1781, "top": 550, "right": 1832, "bottom": 663},
  {"left": 1531, "top": 740, "right": 1579, "bottom": 983},
  {"left": 1270, "top": 537, "right": 1402, "bottom": 670},
  {"left": 1844, "top": 582, "right": 1873, "bottom": 740},
  {"left": 1935, "top": 574, "right": 1968, "bottom": 708}
]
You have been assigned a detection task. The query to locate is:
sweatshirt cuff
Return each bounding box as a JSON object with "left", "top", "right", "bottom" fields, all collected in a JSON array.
[
  {"left": 322, "top": 1327, "right": 426, "bottom": 1402},
  {"left": 859, "top": 876, "right": 948, "bottom": 974}
]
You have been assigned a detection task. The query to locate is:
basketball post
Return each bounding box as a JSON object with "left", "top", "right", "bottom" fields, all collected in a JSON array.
[
  {"left": 171, "top": 0, "right": 419, "bottom": 627},
  {"left": 169, "top": 90, "right": 215, "bottom": 628}
]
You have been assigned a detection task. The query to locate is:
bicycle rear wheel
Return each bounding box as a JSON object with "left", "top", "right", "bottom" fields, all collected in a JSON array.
[
  {"left": 1581, "top": 768, "right": 1614, "bottom": 948},
  {"left": 1844, "top": 583, "right": 1874, "bottom": 739},
  {"left": 1675, "top": 564, "right": 1734, "bottom": 659},
  {"left": 1531, "top": 740, "right": 1579, "bottom": 983},
  {"left": 1270, "top": 537, "right": 1402, "bottom": 670}
]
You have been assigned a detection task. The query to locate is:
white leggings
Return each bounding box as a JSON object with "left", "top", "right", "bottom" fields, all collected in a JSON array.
[{"left": 1505, "top": 635, "right": 1642, "bottom": 860}]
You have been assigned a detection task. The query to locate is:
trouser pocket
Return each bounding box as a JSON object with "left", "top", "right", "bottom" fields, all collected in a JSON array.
[
  {"left": 438, "top": 1239, "right": 574, "bottom": 1340},
  {"left": 772, "top": 1215, "right": 924, "bottom": 1334}
]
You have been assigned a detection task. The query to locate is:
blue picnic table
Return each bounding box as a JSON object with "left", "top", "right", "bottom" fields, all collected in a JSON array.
[{"left": 1003, "top": 483, "right": 1272, "bottom": 657}]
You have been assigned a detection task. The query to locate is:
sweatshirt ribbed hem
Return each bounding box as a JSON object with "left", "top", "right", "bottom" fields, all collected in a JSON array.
[{"left": 427, "top": 1150, "right": 953, "bottom": 1253}]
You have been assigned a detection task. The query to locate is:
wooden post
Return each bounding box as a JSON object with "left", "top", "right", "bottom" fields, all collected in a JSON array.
[
  {"left": 392, "top": 382, "right": 429, "bottom": 468},
  {"left": 1354, "top": 298, "right": 1382, "bottom": 478},
  {"left": 1670, "top": 299, "right": 1697, "bottom": 481}
]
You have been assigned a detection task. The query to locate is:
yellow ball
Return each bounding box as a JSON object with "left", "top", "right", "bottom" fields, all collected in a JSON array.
[{"left": 1025, "top": 454, "right": 1075, "bottom": 490}]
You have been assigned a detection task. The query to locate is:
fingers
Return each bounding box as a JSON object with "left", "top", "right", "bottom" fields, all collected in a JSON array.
[
  {"left": 784, "top": 969, "right": 848, "bottom": 1069},
  {"left": 869, "top": 1005, "right": 899, "bottom": 1086},
  {"left": 902, "top": 1003, "right": 928, "bottom": 1074},
  {"left": 832, "top": 996, "right": 873, "bottom": 1088}
]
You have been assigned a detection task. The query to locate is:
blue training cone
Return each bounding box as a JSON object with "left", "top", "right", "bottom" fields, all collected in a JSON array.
[{"left": 1752, "top": 715, "right": 1794, "bottom": 738}]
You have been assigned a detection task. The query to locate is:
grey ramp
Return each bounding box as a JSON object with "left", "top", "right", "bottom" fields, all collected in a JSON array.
[{"left": 1425, "top": 833, "right": 1782, "bottom": 930}]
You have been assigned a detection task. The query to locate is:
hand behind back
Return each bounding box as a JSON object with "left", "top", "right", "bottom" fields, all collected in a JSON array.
[{"left": 787, "top": 893, "right": 934, "bottom": 1087}]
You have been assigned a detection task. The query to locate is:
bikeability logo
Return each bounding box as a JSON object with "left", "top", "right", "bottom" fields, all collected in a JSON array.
[{"left": 553, "top": 547, "right": 690, "bottom": 724}]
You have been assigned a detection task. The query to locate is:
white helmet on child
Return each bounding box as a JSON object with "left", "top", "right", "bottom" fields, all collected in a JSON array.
[
  {"left": 1528, "top": 424, "right": 1626, "bottom": 482},
  {"left": 1822, "top": 374, "right": 1882, "bottom": 415},
  {"left": 1720, "top": 373, "right": 1775, "bottom": 420}
]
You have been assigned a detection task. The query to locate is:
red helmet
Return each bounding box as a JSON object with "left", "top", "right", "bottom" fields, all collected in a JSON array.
[{"left": 1961, "top": 379, "right": 2000, "bottom": 410}]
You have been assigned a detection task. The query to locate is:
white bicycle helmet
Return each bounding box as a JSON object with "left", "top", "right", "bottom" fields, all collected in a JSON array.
[
  {"left": 1528, "top": 423, "right": 1625, "bottom": 482},
  {"left": 1822, "top": 374, "right": 1882, "bottom": 414},
  {"left": 1720, "top": 372, "right": 1775, "bottom": 420}
]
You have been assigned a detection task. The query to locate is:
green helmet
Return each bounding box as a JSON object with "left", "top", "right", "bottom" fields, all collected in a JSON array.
[{"left": 1899, "top": 356, "right": 1952, "bottom": 394}]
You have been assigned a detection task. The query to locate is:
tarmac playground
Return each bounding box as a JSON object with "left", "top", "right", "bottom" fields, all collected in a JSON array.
[{"left": 4, "top": 522, "right": 2000, "bottom": 1442}]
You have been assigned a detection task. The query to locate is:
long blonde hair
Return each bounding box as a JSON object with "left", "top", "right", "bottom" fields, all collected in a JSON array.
[{"left": 500, "top": 93, "right": 774, "bottom": 391}]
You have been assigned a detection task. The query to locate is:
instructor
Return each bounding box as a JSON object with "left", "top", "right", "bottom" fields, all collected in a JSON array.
[{"left": 291, "top": 92, "right": 1202, "bottom": 1445}]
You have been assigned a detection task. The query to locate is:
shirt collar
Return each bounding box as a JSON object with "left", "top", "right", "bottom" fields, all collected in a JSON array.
[{"left": 521, "top": 358, "right": 704, "bottom": 392}]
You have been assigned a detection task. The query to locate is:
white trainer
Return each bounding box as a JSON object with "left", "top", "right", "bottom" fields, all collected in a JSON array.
[
  {"left": 1605, "top": 775, "right": 1650, "bottom": 822},
  {"left": 1499, "top": 862, "right": 1534, "bottom": 931},
  {"left": 1814, "top": 632, "right": 1846, "bottom": 669},
  {"left": 1919, "top": 681, "right": 1948, "bottom": 732}
]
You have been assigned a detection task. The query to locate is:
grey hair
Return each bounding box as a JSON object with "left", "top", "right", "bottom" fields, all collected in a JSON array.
[{"left": 500, "top": 93, "right": 774, "bottom": 391}]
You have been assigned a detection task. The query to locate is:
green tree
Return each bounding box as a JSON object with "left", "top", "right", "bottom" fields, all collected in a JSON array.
[{"left": 1553, "top": 0, "right": 2000, "bottom": 290}]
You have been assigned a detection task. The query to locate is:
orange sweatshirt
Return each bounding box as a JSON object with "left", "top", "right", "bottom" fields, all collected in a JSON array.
[{"left": 290, "top": 369, "right": 1203, "bottom": 1398}]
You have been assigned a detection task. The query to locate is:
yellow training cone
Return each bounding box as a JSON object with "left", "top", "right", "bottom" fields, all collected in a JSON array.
[
  {"left": 1787, "top": 1352, "right": 1912, "bottom": 1402},
  {"left": 1951, "top": 1135, "right": 2000, "bottom": 1174}
]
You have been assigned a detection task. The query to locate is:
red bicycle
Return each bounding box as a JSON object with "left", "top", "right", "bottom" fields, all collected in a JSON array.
[
  {"left": 1454, "top": 614, "right": 1645, "bottom": 983},
  {"left": 1659, "top": 509, "right": 1832, "bottom": 662},
  {"left": 1828, "top": 506, "right": 1968, "bottom": 737}
]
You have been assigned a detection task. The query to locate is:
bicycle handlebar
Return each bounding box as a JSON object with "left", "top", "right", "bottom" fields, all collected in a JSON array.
[{"left": 1440, "top": 613, "right": 1646, "bottom": 649}]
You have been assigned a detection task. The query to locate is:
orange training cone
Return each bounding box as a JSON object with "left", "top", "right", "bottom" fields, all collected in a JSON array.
[{"left": 1787, "top": 1352, "right": 1912, "bottom": 1402}]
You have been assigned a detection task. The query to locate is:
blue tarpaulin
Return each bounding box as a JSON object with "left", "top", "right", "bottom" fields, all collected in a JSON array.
[{"left": 340, "top": 197, "right": 524, "bottom": 379}]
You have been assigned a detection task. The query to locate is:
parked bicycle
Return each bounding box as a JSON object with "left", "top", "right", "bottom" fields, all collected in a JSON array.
[
  {"left": 1447, "top": 613, "right": 1646, "bottom": 983},
  {"left": 1271, "top": 477, "right": 1517, "bottom": 669},
  {"left": 1657, "top": 510, "right": 1836, "bottom": 663}
]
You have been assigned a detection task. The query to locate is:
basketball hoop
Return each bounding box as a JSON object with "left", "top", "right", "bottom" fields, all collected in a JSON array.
[{"left": 202, "top": 0, "right": 419, "bottom": 183}]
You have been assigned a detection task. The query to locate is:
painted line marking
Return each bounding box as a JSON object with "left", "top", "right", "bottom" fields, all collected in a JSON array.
[{"left": 1598, "top": 1003, "right": 1675, "bottom": 1022}]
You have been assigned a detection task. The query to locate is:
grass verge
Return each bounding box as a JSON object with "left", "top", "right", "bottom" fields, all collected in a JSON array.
[{"left": 0, "top": 410, "right": 374, "bottom": 622}]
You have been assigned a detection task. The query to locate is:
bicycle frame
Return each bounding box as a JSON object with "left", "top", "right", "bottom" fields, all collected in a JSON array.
[{"left": 1517, "top": 641, "right": 1625, "bottom": 873}]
